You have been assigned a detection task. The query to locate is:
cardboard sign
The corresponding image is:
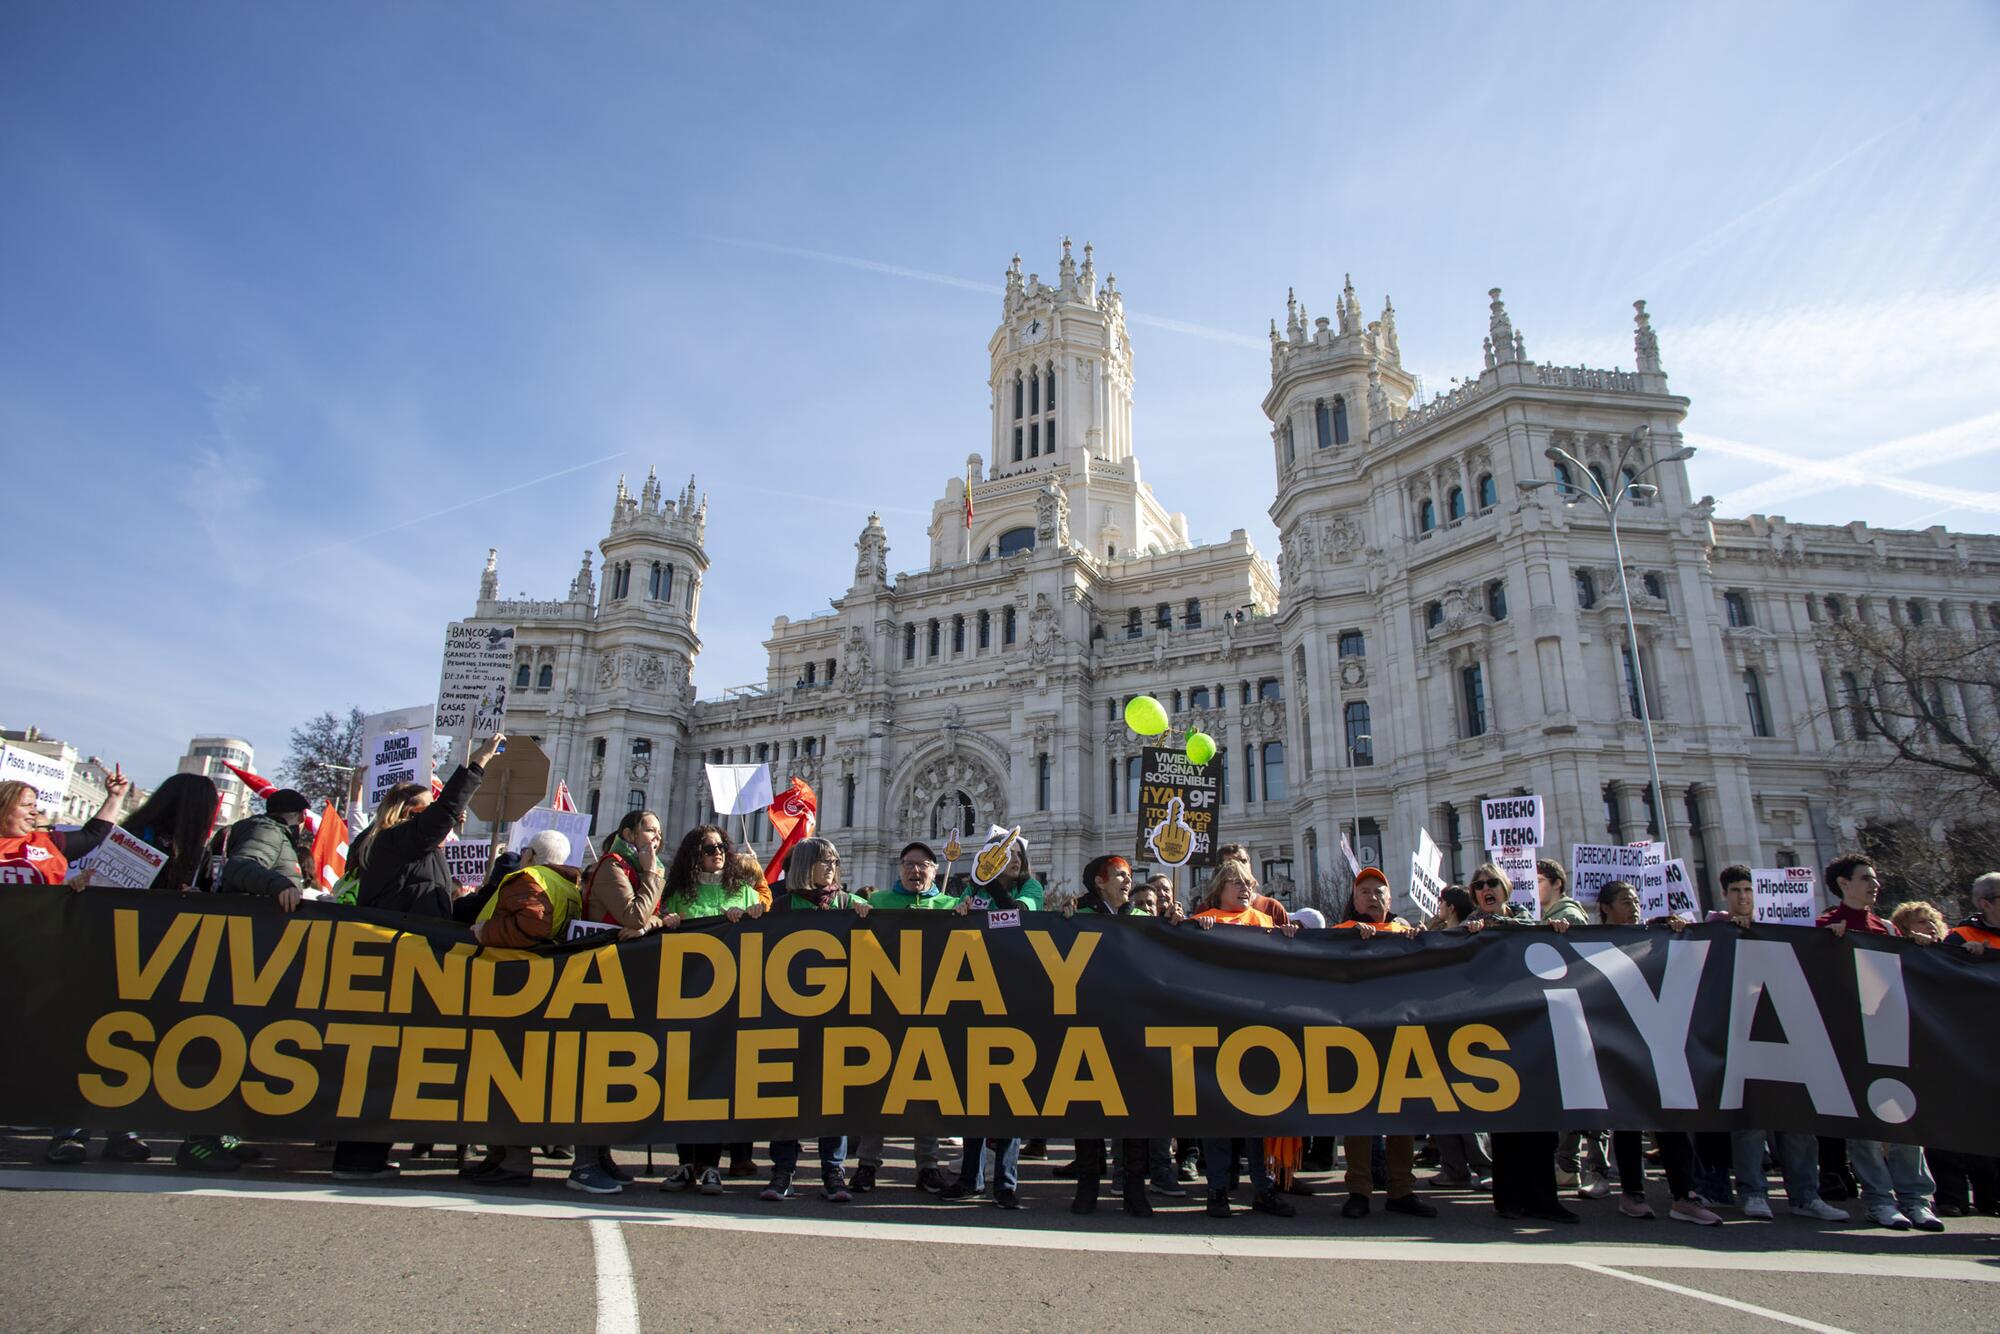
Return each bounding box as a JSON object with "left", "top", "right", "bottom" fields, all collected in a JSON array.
[
  {"left": 1639, "top": 858, "right": 1700, "bottom": 922},
  {"left": 1338, "top": 832, "right": 1361, "bottom": 879},
  {"left": 510, "top": 807, "right": 591, "bottom": 858},
  {"left": 1753, "top": 866, "right": 1818, "bottom": 925},
  {"left": 1134, "top": 747, "right": 1220, "bottom": 870},
  {"left": 1482, "top": 796, "right": 1544, "bottom": 852},
  {"left": 442, "top": 838, "right": 492, "bottom": 888},
  {"left": 1572, "top": 842, "right": 1650, "bottom": 902},
  {"left": 564, "top": 918, "right": 619, "bottom": 943},
  {"left": 0, "top": 746, "right": 72, "bottom": 821},
  {"left": 69, "top": 826, "right": 168, "bottom": 889},
  {"left": 361, "top": 705, "right": 435, "bottom": 814},
  {"left": 1495, "top": 847, "right": 1539, "bottom": 918},
  {"left": 1408, "top": 855, "right": 1443, "bottom": 921},
  {"left": 437, "top": 621, "right": 516, "bottom": 737},
  {"left": 1415, "top": 828, "right": 1443, "bottom": 880}
]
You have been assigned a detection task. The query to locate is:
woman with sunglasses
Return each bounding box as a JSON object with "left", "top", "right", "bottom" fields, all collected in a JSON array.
[{"left": 761, "top": 836, "right": 870, "bottom": 1203}]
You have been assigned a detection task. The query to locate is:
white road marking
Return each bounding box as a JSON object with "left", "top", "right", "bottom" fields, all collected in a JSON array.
[
  {"left": 6, "top": 1169, "right": 1996, "bottom": 1286},
  {"left": 589, "top": 1218, "right": 640, "bottom": 1334},
  {"left": 1572, "top": 1261, "right": 1857, "bottom": 1333}
]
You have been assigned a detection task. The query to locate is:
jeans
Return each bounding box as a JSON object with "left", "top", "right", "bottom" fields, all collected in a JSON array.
[
  {"left": 1437, "top": 1132, "right": 1492, "bottom": 1180},
  {"left": 1201, "top": 1137, "right": 1271, "bottom": 1194},
  {"left": 853, "top": 1134, "right": 940, "bottom": 1173},
  {"left": 955, "top": 1137, "right": 1020, "bottom": 1193},
  {"left": 1728, "top": 1130, "right": 1823, "bottom": 1205},
  {"left": 769, "top": 1136, "right": 848, "bottom": 1185},
  {"left": 1848, "top": 1139, "right": 1934, "bottom": 1215}
]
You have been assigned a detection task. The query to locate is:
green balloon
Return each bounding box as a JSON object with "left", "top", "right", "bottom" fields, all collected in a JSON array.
[
  {"left": 1185, "top": 731, "right": 1216, "bottom": 765},
  {"left": 1124, "top": 695, "right": 1169, "bottom": 736}
]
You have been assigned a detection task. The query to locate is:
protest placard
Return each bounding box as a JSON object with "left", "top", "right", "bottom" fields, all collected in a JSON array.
[
  {"left": 1482, "top": 796, "right": 1543, "bottom": 852},
  {"left": 1415, "top": 827, "right": 1443, "bottom": 879},
  {"left": 564, "top": 918, "right": 619, "bottom": 943},
  {"left": 1134, "top": 747, "right": 1220, "bottom": 869},
  {"left": 706, "top": 763, "right": 773, "bottom": 817},
  {"left": 0, "top": 745, "right": 72, "bottom": 821},
  {"left": 442, "top": 838, "right": 492, "bottom": 888},
  {"left": 1753, "top": 866, "right": 1818, "bottom": 925},
  {"left": 510, "top": 806, "right": 591, "bottom": 857},
  {"left": 1639, "top": 858, "right": 1700, "bottom": 922},
  {"left": 361, "top": 705, "right": 435, "bottom": 813},
  {"left": 1572, "top": 842, "right": 1650, "bottom": 902},
  {"left": 436, "top": 622, "right": 516, "bottom": 737},
  {"left": 68, "top": 825, "right": 168, "bottom": 889},
  {"left": 1496, "top": 846, "right": 1538, "bottom": 918},
  {"left": 1408, "top": 854, "right": 1443, "bottom": 921},
  {"left": 1629, "top": 841, "right": 1666, "bottom": 867},
  {"left": 1338, "top": 831, "right": 1361, "bottom": 879}
]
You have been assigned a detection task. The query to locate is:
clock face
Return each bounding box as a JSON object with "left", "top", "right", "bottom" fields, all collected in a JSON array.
[{"left": 1021, "top": 319, "right": 1047, "bottom": 346}]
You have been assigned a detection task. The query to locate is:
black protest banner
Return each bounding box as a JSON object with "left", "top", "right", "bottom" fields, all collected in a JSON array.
[
  {"left": 1133, "top": 746, "right": 1220, "bottom": 869},
  {"left": 1, "top": 888, "right": 1994, "bottom": 1152}
]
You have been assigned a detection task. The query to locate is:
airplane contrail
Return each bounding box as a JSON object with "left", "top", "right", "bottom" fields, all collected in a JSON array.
[{"left": 1700, "top": 422, "right": 2000, "bottom": 515}]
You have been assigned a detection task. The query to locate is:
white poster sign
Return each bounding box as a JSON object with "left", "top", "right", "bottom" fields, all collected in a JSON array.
[
  {"left": 361, "top": 705, "right": 435, "bottom": 813},
  {"left": 1496, "top": 847, "right": 1539, "bottom": 918},
  {"left": 1338, "top": 832, "right": 1361, "bottom": 879},
  {"left": 1629, "top": 840, "right": 1667, "bottom": 867},
  {"left": 1753, "top": 866, "right": 1818, "bottom": 925},
  {"left": 1408, "top": 855, "right": 1443, "bottom": 921},
  {"left": 442, "top": 838, "right": 492, "bottom": 888},
  {"left": 706, "top": 762, "right": 773, "bottom": 817},
  {"left": 1572, "top": 842, "right": 1651, "bottom": 902},
  {"left": 69, "top": 825, "right": 169, "bottom": 889},
  {"left": 1482, "top": 796, "right": 1544, "bottom": 852},
  {"left": 510, "top": 806, "right": 591, "bottom": 859},
  {"left": 1415, "top": 827, "right": 1443, "bottom": 880},
  {"left": 0, "top": 746, "right": 72, "bottom": 821},
  {"left": 1639, "top": 857, "right": 1700, "bottom": 922},
  {"left": 437, "top": 621, "right": 516, "bottom": 737}
]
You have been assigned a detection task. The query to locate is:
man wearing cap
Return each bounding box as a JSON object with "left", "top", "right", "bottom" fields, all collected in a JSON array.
[
  {"left": 1334, "top": 866, "right": 1438, "bottom": 1221},
  {"left": 218, "top": 788, "right": 313, "bottom": 911}
]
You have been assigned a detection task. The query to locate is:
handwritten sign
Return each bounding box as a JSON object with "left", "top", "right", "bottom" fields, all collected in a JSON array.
[
  {"left": 1482, "top": 796, "right": 1543, "bottom": 851},
  {"left": 437, "top": 621, "right": 516, "bottom": 738},
  {"left": 1753, "top": 866, "right": 1818, "bottom": 925},
  {"left": 0, "top": 746, "right": 72, "bottom": 821},
  {"left": 1640, "top": 858, "right": 1700, "bottom": 922},
  {"left": 1496, "top": 847, "right": 1538, "bottom": 918},
  {"left": 69, "top": 826, "right": 168, "bottom": 889},
  {"left": 1415, "top": 827, "right": 1443, "bottom": 880},
  {"left": 1408, "top": 855, "right": 1443, "bottom": 921},
  {"left": 1134, "top": 747, "right": 1220, "bottom": 870}
]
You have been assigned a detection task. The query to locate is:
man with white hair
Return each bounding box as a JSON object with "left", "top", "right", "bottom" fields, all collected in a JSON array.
[{"left": 472, "top": 829, "right": 580, "bottom": 948}]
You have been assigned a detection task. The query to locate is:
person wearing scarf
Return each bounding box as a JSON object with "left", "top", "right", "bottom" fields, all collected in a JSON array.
[{"left": 580, "top": 809, "right": 670, "bottom": 938}]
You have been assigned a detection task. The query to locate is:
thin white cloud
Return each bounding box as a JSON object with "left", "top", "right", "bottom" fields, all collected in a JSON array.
[{"left": 1708, "top": 410, "right": 2000, "bottom": 515}]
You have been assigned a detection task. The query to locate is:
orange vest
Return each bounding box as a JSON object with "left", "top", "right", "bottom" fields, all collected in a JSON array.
[
  {"left": 0, "top": 832, "right": 68, "bottom": 885},
  {"left": 1195, "top": 905, "right": 1275, "bottom": 928},
  {"left": 1951, "top": 920, "right": 2000, "bottom": 949},
  {"left": 1337, "top": 917, "right": 1411, "bottom": 932}
]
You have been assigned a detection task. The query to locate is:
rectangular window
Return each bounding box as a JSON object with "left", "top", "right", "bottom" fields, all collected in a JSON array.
[
  {"left": 1156, "top": 603, "right": 1172, "bottom": 630},
  {"left": 1013, "top": 427, "right": 1023, "bottom": 462},
  {"left": 1244, "top": 745, "right": 1257, "bottom": 803},
  {"left": 1125, "top": 755, "right": 1141, "bottom": 812},
  {"left": 1338, "top": 630, "right": 1366, "bottom": 658},
  {"left": 1003, "top": 606, "right": 1017, "bottom": 645},
  {"left": 842, "top": 775, "right": 856, "bottom": 827},
  {"left": 1126, "top": 608, "right": 1143, "bottom": 640},
  {"left": 978, "top": 610, "right": 991, "bottom": 649},
  {"left": 928, "top": 620, "right": 940, "bottom": 657},
  {"left": 1030, "top": 422, "right": 1039, "bottom": 457},
  {"left": 1745, "top": 670, "right": 1772, "bottom": 738},
  {"left": 1462, "top": 663, "right": 1487, "bottom": 737},
  {"left": 1185, "top": 598, "right": 1202, "bottom": 629},
  {"left": 1108, "top": 759, "right": 1119, "bottom": 814},
  {"left": 1257, "top": 677, "right": 1282, "bottom": 702},
  {"left": 904, "top": 625, "right": 916, "bottom": 661},
  {"left": 1261, "top": 741, "right": 1287, "bottom": 802},
  {"left": 952, "top": 615, "right": 965, "bottom": 653},
  {"left": 1037, "top": 754, "right": 1051, "bottom": 811}
]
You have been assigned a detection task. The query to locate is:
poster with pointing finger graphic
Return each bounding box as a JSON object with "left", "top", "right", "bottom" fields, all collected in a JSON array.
[{"left": 1136, "top": 747, "right": 1220, "bottom": 869}]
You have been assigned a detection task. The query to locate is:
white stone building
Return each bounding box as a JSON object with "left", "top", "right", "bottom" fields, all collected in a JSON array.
[
  {"left": 469, "top": 243, "right": 2000, "bottom": 914},
  {"left": 178, "top": 735, "right": 258, "bottom": 826}
]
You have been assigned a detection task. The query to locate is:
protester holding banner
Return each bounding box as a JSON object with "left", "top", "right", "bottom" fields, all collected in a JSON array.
[
  {"left": 1947, "top": 872, "right": 2000, "bottom": 953},
  {"left": 661, "top": 825, "right": 763, "bottom": 923},
  {"left": 1534, "top": 859, "right": 1588, "bottom": 929},
  {"left": 579, "top": 809, "right": 668, "bottom": 937},
  {"left": 217, "top": 788, "right": 311, "bottom": 910},
  {"left": 1890, "top": 901, "right": 1947, "bottom": 944},
  {"left": 1458, "top": 862, "right": 1542, "bottom": 932},
  {"left": 1066, "top": 855, "right": 1156, "bottom": 1218},
  {"left": 0, "top": 772, "right": 129, "bottom": 885},
  {"left": 1216, "top": 843, "right": 1288, "bottom": 924},
  {"left": 760, "top": 837, "right": 860, "bottom": 1204},
  {"left": 472, "top": 831, "right": 580, "bottom": 949},
  {"left": 1334, "top": 866, "right": 1413, "bottom": 939},
  {"left": 116, "top": 773, "right": 221, "bottom": 894}
]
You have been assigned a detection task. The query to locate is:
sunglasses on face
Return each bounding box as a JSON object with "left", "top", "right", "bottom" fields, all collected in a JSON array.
[
  {"left": 1470, "top": 878, "right": 1500, "bottom": 891},
  {"left": 698, "top": 842, "right": 726, "bottom": 854}
]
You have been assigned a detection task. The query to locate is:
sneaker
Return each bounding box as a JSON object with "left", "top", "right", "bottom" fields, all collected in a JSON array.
[
  {"left": 659, "top": 1166, "right": 695, "bottom": 1193},
  {"left": 1251, "top": 1188, "right": 1297, "bottom": 1218},
  {"left": 1554, "top": 1169, "right": 1580, "bottom": 1188},
  {"left": 917, "top": 1166, "right": 950, "bottom": 1194},
  {"left": 1150, "top": 1177, "right": 1189, "bottom": 1198},
  {"left": 43, "top": 1137, "right": 88, "bottom": 1165},
  {"left": 850, "top": 1164, "right": 877, "bottom": 1193},
  {"left": 1671, "top": 1200, "right": 1722, "bottom": 1226},
  {"left": 1177, "top": 1160, "right": 1198, "bottom": 1183},
  {"left": 938, "top": 1181, "right": 979, "bottom": 1202},
  {"left": 567, "top": 1165, "right": 623, "bottom": 1195},
  {"left": 993, "top": 1187, "right": 1022, "bottom": 1209},
  {"left": 1619, "top": 1195, "right": 1656, "bottom": 1219},
  {"left": 698, "top": 1167, "right": 724, "bottom": 1196},
  {"left": 1341, "top": 1193, "right": 1371, "bottom": 1219},
  {"left": 1472, "top": 1175, "right": 1494, "bottom": 1192},
  {"left": 759, "top": 1172, "right": 795, "bottom": 1202},
  {"left": 175, "top": 1138, "right": 242, "bottom": 1173},
  {"left": 1867, "top": 1205, "right": 1912, "bottom": 1230},
  {"left": 1790, "top": 1198, "right": 1850, "bottom": 1222},
  {"left": 1742, "top": 1195, "right": 1774, "bottom": 1220},
  {"left": 331, "top": 1165, "right": 402, "bottom": 1182},
  {"left": 1576, "top": 1171, "right": 1613, "bottom": 1200},
  {"left": 1206, "top": 1189, "right": 1233, "bottom": 1219},
  {"left": 1906, "top": 1205, "right": 1945, "bottom": 1232},
  {"left": 1429, "top": 1170, "right": 1471, "bottom": 1188},
  {"left": 103, "top": 1133, "right": 151, "bottom": 1163},
  {"left": 822, "top": 1178, "right": 853, "bottom": 1204},
  {"left": 543, "top": 1145, "right": 574, "bottom": 1160},
  {"left": 1386, "top": 1194, "right": 1439, "bottom": 1219},
  {"left": 218, "top": 1136, "right": 263, "bottom": 1162},
  {"left": 599, "top": 1154, "right": 635, "bottom": 1184}
]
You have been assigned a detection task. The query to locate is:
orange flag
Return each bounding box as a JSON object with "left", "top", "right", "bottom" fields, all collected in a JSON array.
[
  {"left": 311, "top": 801, "right": 351, "bottom": 890},
  {"left": 762, "top": 777, "right": 818, "bottom": 885}
]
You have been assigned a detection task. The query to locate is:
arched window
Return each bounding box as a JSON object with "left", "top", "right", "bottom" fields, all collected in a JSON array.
[
  {"left": 996, "top": 526, "right": 1036, "bottom": 557},
  {"left": 1425, "top": 600, "right": 1444, "bottom": 630},
  {"left": 1333, "top": 396, "right": 1349, "bottom": 445},
  {"left": 1643, "top": 573, "right": 1666, "bottom": 605},
  {"left": 1155, "top": 603, "right": 1173, "bottom": 630},
  {"left": 1825, "top": 594, "right": 1843, "bottom": 620},
  {"left": 904, "top": 624, "right": 917, "bottom": 661},
  {"left": 927, "top": 619, "right": 940, "bottom": 657},
  {"left": 1282, "top": 421, "right": 1295, "bottom": 465},
  {"left": 1418, "top": 499, "right": 1437, "bottom": 532},
  {"left": 1315, "top": 399, "right": 1333, "bottom": 449},
  {"left": 1345, "top": 701, "right": 1372, "bottom": 764},
  {"left": 1003, "top": 605, "right": 1017, "bottom": 644},
  {"left": 1261, "top": 741, "right": 1287, "bottom": 801},
  {"left": 515, "top": 663, "right": 531, "bottom": 689},
  {"left": 537, "top": 664, "right": 554, "bottom": 690},
  {"left": 1621, "top": 467, "right": 1641, "bottom": 501},
  {"left": 1030, "top": 371, "right": 1040, "bottom": 415},
  {"left": 931, "top": 790, "right": 975, "bottom": 840},
  {"left": 1478, "top": 473, "right": 1497, "bottom": 509},
  {"left": 1907, "top": 599, "right": 1926, "bottom": 625},
  {"left": 978, "top": 610, "right": 991, "bottom": 649},
  {"left": 952, "top": 615, "right": 965, "bottom": 652},
  {"left": 648, "top": 561, "right": 662, "bottom": 598},
  {"left": 1744, "top": 669, "right": 1772, "bottom": 737},
  {"left": 1588, "top": 464, "right": 1610, "bottom": 497},
  {"left": 1014, "top": 374, "right": 1024, "bottom": 419},
  {"left": 1448, "top": 487, "right": 1466, "bottom": 521},
  {"left": 802, "top": 661, "right": 816, "bottom": 685},
  {"left": 1724, "top": 591, "right": 1750, "bottom": 627},
  {"left": 1576, "top": 570, "right": 1597, "bottom": 609},
  {"left": 1487, "top": 580, "right": 1508, "bottom": 620},
  {"left": 662, "top": 564, "right": 674, "bottom": 602},
  {"left": 1554, "top": 461, "right": 1576, "bottom": 494}
]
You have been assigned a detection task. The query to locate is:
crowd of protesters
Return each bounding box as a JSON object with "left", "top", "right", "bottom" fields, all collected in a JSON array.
[{"left": 3, "top": 733, "right": 1998, "bottom": 1232}]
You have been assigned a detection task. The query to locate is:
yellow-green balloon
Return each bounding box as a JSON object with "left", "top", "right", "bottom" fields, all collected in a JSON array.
[
  {"left": 1124, "top": 695, "right": 1169, "bottom": 736},
  {"left": 1185, "top": 730, "right": 1216, "bottom": 765}
]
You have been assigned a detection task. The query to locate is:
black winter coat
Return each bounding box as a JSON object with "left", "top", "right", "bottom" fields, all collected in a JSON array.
[
  {"left": 354, "top": 763, "right": 483, "bottom": 919},
  {"left": 219, "top": 814, "right": 307, "bottom": 896}
]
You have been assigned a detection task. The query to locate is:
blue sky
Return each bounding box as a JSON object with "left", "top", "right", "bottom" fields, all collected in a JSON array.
[{"left": 4, "top": 1, "right": 1997, "bottom": 786}]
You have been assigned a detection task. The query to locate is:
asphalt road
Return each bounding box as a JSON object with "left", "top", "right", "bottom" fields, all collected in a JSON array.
[{"left": 2, "top": 1134, "right": 1995, "bottom": 1332}]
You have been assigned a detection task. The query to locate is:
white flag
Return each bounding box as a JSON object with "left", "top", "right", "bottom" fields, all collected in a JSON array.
[{"left": 706, "top": 763, "right": 773, "bottom": 816}]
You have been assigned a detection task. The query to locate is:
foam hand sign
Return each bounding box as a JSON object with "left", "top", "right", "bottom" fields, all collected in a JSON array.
[
  {"left": 1145, "top": 796, "right": 1197, "bottom": 868},
  {"left": 972, "top": 825, "right": 1021, "bottom": 886},
  {"left": 942, "top": 831, "right": 963, "bottom": 865}
]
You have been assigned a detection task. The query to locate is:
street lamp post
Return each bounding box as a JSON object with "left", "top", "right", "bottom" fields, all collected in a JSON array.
[{"left": 1518, "top": 426, "right": 1695, "bottom": 862}]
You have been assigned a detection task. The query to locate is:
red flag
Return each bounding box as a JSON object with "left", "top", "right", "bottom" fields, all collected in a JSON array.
[
  {"left": 221, "top": 760, "right": 276, "bottom": 799},
  {"left": 762, "top": 777, "right": 818, "bottom": 885},
  {"left": 963, "top": 477, "right": 974, "bottom": 529},
  {"left": 311, "top": 801, "right": 351, "bottom": 890},
  {"left": 553, "top": 780, "right": 577, "bottom": 813}
]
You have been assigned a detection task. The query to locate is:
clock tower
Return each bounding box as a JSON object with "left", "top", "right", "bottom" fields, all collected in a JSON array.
[{"left": 987, "top": 238, "right": 1134, "bottom": 479}]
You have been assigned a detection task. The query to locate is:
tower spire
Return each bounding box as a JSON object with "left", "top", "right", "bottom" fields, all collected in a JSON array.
[
  {"left": 1488, "top": 288, "right": 1518, "bottom": 365},
  {"left": 479, "top": 548, "right": 499, "bottom": 602},
  {"left": 1633, "top": 299, "right": 1661, "bottom": 373}
]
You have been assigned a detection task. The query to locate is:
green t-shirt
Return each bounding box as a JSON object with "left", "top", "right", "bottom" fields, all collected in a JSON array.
[
  {"left": 664, "top": 879, "right": 761, "bottom": 920},
  {"left": 869, "top": 887, "right": 958, "bottom": 911},
  {"left": 956, "top": 876, "right": 1044, "bottom": 912}
]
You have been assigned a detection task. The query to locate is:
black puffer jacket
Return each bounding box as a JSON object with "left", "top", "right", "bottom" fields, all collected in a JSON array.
[
  {"left": 354, "top": 763, "right": 483, "bottom": 919},
  {"left": 218, "top": 814, "right": 307, "bottom": 896}
]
